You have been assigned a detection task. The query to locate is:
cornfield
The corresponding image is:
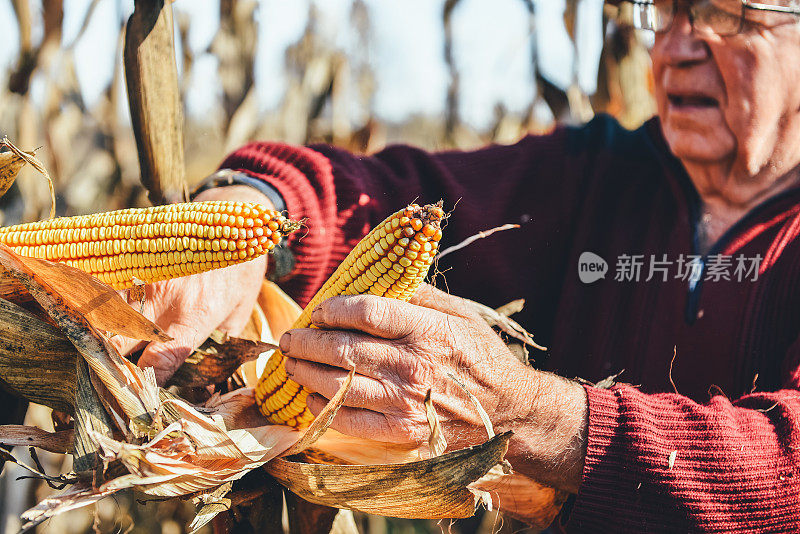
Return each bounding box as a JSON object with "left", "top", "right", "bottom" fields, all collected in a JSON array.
[{"left": 0, "top": 1, "right": 655, "bottom": 533}]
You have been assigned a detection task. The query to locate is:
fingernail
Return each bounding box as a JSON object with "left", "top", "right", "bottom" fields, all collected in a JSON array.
[
  {"left": 311, "top": 306, "right": 326, "bottom": 326},
  {"left": 279, "top": 332, "right": 291, "bottom": 355},
  {"left": 285, "top": 357, "right": 296, "bottom": 377}
]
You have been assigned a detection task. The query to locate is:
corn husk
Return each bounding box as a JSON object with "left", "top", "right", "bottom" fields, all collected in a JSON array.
[{"left": 0, "top": 244, "right": 523, "bottom": 531}]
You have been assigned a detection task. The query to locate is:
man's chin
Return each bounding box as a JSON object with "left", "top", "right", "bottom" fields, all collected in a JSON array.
[{"left": 662, "top": 122, "right": 734, "bottom": 164}]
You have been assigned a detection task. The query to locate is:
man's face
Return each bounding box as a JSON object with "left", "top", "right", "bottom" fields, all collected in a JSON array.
[{"left": 651, "top": 1, "right": 800, "bottom": 176}]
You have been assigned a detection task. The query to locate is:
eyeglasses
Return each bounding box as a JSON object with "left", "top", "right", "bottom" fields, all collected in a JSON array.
[{"left": 621, "top": 0, "right": 800, "bottom": 36}]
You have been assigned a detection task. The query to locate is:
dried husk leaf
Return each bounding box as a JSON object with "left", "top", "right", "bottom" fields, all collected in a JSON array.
[
  {"left": 280, "top": 369, "right": 354, "bottom": 457},
  {"left": 0, "top": 243, "right": 169, "bottom": 342},
  {"left": 0, "top": 275, "right": 33, "bottom": 306},
  {"left": 1, "top": 137, "right": 56, "bottom": 219},
  {"left": 424, "top": 389, "right": 447, "bottom": 457},
  {"left": 186, "top": 482, "right": 234, "bottom": 533},
  {"left": 464, "top": 297, "right": 546, "bottom": 352},
  {"left": 0, "top": 424, "right": 73, "bottom": 453},
  {"left": 294, "top": 427, "right": 567, "bottom": 527},
  {"left": 73, "top": 356, "right": 116, "bottom": 473},
  {"left": 168, "top": 332, "right": 277, "bottom": 388},
  {"left": 468, "top": 468, "right": 570, "bottom": 529},
  {"left": 303, "top": 430, "right": 426, "bottom": 465},
  {"left": 0, "top": 296, "right": 77, "bottom": 412},
  {"left": 267, "top": 432, "right": 511, "bottom": 519},
  {"left": 0, "top": 149, "right": 26, "bottom": 198},
  {"left": 257, "top": 280, "right": 303, "bottom": 341},
  {"left": 239, "top": 280, "right": 301, "bottom": 386},
  {"left": 20, "top": 476, "right": 168, "bottom": 532}
]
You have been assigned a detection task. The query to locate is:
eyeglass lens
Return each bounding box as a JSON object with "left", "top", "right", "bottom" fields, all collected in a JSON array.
[{"left": 629, "top": 1, "right": 743, "bottom": 36}]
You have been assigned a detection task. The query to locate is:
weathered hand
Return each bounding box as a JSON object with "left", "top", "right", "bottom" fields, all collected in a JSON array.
[
  {"left": 110, "top": 185, "right": 272, "bottom": 386},
  {"left": 282, "top": 283, "right": 588, "bottom": 492}
]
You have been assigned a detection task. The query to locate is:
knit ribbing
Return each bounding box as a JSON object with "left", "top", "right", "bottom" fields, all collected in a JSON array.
[{"left": 571, "top": 385, "right": 800, "bottom": 532}]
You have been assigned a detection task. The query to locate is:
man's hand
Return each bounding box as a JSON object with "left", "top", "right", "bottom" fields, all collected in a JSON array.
[
  {"left": 110, "top": 184, "right": 273, "bottom": 386},
  {"left": 281, "top": 283, "right": 588, "bottom": 492}
]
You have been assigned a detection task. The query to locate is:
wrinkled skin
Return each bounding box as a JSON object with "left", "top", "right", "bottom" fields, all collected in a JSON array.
[
  {"left": 282, "top": 284, "right": 587, "bottom": 492},
  {"left": 653, "top": 5, "right": 800, "bottom": 246}
]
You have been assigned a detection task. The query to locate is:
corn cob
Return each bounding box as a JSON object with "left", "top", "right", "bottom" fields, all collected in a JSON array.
[
  {"left": 255, "top": 202, "right": 445, "bottom": 428},
  {"left": 0, "top": 201, "right": 299, "bottom": 290}
]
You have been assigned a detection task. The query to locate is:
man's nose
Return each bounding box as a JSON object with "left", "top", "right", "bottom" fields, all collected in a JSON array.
[{"left": 655, "top": 10, "right": 710, "bottom": 66}]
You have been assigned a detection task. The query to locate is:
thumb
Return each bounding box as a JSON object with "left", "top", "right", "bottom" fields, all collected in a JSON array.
[{"left": 137, "top": 322, "right": 210, "bottom": 386}]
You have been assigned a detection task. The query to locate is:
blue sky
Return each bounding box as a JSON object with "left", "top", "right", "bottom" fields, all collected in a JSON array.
[{"left": 0, "top": 0, "right": 604, "bottom": 130}]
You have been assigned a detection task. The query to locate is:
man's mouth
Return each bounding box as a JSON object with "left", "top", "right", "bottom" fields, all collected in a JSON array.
[{"left": 667, "top": 94, "right": 718, "bottom": 108}]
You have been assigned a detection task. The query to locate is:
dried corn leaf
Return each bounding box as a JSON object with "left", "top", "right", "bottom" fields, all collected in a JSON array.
[
  {"left": 239, "top": 280, "right": 300, "bottom": 386},
  {"left": 0, "top": 149, "right": 26, "bottom": 198},
  {"left": 20, "top": 476, "right": 170, "bottom": 532},
  {"left": 257, "top": 280, "right": 303, "bottom": 341},
  {"left": 465, "top": 297, "right": 545, "bottom": 352},
  {"left": 424, "top": 389, "right": 447, "bottom": 457},
  {"left": 0, "top": 243, "right": 169, "bottom": 342},
  {"left": 169, "top": 332, "right": 277, "bottom": 388},
  {"left": 468, "top": 468, "right": 570, "bottom": 529},
  {"left": 0, "top": 424, "right": 73, "bottom": 453},
  {"left": 1, "top": 137, "right": 56, "bottom": 219},
  {"left": 305, "top": 430, "right": 426, "bottom": 465},
  {"left": 186, "top": 482, "right": 234, "bottom": 533},
  {"left": 91, "top": 408, "right": 294, "bottom": 498},
  {"left": 204, "top": 388, "right": 263, "bottom": 430},
  {"left": 267, "top": 432, "right": 511, "bottom": 519},
  {"left": 0, "top": 276, "right": 32, "bottom": 306},
  {"left": 0, "top": 296, "right": 77, "bottom": 412}
]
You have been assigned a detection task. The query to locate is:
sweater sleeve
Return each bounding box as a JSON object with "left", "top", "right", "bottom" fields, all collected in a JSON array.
[
  {"left": 570, "top": 363, "right": 800, "bottom": 532},
  {"left": 218, "top": 131, "right": 579, "bottom": 311}
]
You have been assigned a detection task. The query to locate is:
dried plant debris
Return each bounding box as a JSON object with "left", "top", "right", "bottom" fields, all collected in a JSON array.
[
  {"left": 169, "top": 331, "right": 278, "bottom": 388},
  {"left": 0, "top": 145, "right": 27, "bottom": 198},
  {"left": 1, "top": 137, "right": 56, "bottom": 218},
  {"left": 0, "top": 243, "right": 553, "bottom": 529},
  {"left": 267, "top": 433, "right": 511, "bottom": 520},
  {"left": 424, "top": 389, "right": 447, "bottom": 457}
]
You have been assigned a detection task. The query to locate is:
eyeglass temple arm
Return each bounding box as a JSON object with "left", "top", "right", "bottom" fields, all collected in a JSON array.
[
  {"left": 744, "top": 1, "right": 800, "bottom": 15},
  {"left": 622, "top": 0, "right": 800, "bottom": 15}
]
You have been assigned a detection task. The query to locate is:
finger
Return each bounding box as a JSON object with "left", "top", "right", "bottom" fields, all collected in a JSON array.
[
  {"left": 285, "top": 357, "right": 395, "bottom": 411},
  {"left": 306, "top": 394, "right": 427, "bottom": 444},
  {"left": 408, "top": 283, "right": 477, "bottom": 319},
  {"left": 310, "top": 294, "right": 431, "bottom": 339},
  {"left": 137, "top": 321, "right": 213, "bottom": 386},
  {"left": 280, "top": 327, "right": 398, "bottom": 378}
]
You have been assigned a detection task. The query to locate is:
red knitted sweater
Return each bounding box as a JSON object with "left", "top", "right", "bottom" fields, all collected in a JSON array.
[{"left": 220, "top": 115, "right": 800, "bottom": 532}]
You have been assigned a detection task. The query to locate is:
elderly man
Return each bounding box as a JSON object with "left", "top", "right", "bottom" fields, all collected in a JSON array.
[{"left": 115, "top": 0, "right": 800, "bottom": 531}]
